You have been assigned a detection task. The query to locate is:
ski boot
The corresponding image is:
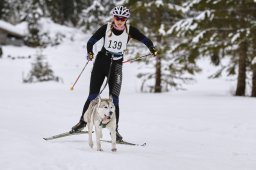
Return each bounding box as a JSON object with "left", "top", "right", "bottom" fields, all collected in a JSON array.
[{"left": 70, "top": 119, "right": 87, "bottom": 133}]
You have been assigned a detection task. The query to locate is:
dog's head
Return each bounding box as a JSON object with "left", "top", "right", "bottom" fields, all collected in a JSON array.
[{"left": 96, "top": 99, "right": 115, "bottom": 125}]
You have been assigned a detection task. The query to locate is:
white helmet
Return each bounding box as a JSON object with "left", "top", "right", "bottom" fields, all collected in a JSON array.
[{"left": 111, "top": 6, "right": 130, "bottom": 18}]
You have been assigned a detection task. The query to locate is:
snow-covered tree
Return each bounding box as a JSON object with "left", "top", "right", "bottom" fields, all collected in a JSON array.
[
  {"left": 127, "top": 0, "right": 199, "bottom": 92},
  {"left": 45, "top": 0, "right": 84, "bottom": 26},
  {"left": 23, "top": 50, "right": 60, "bottom": 83},
  {"left": 170, "top": 0, "right": 256, "bottom": 97},
  {"left": 24, "top": 2, "right": 42, "bottom": 47},
  {"left": 0, "top": 0, "right": 30, "bottom": 24},
  {"left": 0, "top": 0, "right": 7, "bottom": 19},
  {"left": 80, "top": 0, "right": 115, "bottom": 32}
]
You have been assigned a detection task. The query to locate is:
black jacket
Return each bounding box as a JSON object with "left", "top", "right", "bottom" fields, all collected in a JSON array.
[{"left": 87, "top": 23, "right": 154, "bottom": 54}]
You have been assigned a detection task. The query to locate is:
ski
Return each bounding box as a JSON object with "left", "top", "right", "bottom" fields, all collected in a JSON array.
[
  {"left": 101, "top": 139, "right": 146, "bottom": 147},
  {"left": 44, "top": 131, "right": 146, "bottom": 147},
  {"left": 43, "top": 130, "right": 89, "bottom": 141}
]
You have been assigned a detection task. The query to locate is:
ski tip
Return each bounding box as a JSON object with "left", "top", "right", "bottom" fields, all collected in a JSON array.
[{"left": 141, "top": 142, "right": 146, "bottom": 146}]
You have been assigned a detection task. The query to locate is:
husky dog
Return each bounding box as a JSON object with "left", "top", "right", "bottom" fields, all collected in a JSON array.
[{"left": 83, "top": 97, "right": 116, "bottom": 152}]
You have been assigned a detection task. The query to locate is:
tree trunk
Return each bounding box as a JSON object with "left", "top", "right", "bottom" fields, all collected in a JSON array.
[
  {"left": 251, "top": 34, "right": 256, "bottom": 97},
  {"left": 235, "top": 41, "right": 247, "bottom": 96},
  {"left": 154, "top": 36, "right": 161, "bottom": 93},
  {"left": 154, "top": 54, "right": 161, "bottom": 93},
  {"left": 252, "top": 61, "right": 256, "bottom": 97}
]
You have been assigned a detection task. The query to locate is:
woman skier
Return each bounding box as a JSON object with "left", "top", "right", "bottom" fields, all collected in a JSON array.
[{"left": 71, "top": 6, "right": 158, "bottom": 142}]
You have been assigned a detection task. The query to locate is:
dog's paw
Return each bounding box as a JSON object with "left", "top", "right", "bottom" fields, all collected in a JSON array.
[
  {"left": 111, "top": 148, "right": 117, "bottom": 152},
  {"left": 97, "top": 148, "right": 103, "bottom": 151},
  {"left": 89, "top": 143, "right": 93, "bottom": 148}
]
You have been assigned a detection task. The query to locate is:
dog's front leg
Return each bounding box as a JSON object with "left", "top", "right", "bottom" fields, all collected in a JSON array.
[
  {"left": 88, "top": 122, "right": 93, "bottom": 148},
  {"left": 110, "top": 126, "right": 117, "bottom": 152},
  {"left": 95, "top": 124, "right": 103, "bottom": 151}
]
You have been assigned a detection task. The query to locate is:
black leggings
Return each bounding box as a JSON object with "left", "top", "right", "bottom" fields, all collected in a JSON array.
[{"left": 79, "top": 50, "right": 123, "bottom": 130}]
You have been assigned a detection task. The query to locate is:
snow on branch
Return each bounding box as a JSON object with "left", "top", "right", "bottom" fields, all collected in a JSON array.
[
  {"left": 195, "top": 10, "right": 214, "bottom": 21},
  {"left": 253, "top": 57, "right": 256, "bottom": 65},
  {"left": 192, "top": 30, "right": 206, "bottom": 43},
  {"left": 183, "top": 0, "right": 201, "bottom": 13},
  {"left": 159, "top": 24, "right": 166, "bottom": 36},
  {"left": 168, "top": 18, "right": 197, "bottom": 36},
  {"left": 83, "top": 1, "right": 104, "bottom": 14},
  {"left": 168, "top": 10, "right": 213, "bottom": 36}
]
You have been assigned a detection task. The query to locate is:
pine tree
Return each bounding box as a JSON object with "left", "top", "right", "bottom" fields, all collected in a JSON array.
[
  {"left": 127, "top": 0, "right": 198, "bottom": 92},
  {"left": 23, "top": 50, "right": 60, "bottom": 83},
  {"left": 45, "top": 0, "right": 91, "bottom": 26},
  {"left": 170, "top": 0, "right": 256, "bottom": 97},
  {"left": 0, "top": 0, "right": 5, "bottom": 19},
  {"left": 24, "top": 1, "right": 42, "bottom": 47},
  {"left": 80, "top": 0, "right": 115, "bottom": 32},
  {"left": 0, "top": 0, "right": 23, "bottom": 23}
]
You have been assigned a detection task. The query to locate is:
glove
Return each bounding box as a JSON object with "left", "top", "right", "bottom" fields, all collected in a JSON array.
[
  {"left": 87, "top": 52, "right": 94, "bottom": 61},
  {"left": 149, "top": 46, "right": 158, "bottom": 56}
]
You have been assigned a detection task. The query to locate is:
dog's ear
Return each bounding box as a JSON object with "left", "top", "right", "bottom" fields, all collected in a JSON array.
[
  {"left": 109, "top": 95, "right": 113, "bottom": 101},
  {"left": 91, "top": 98, "right": 100, "bottom": 106}
]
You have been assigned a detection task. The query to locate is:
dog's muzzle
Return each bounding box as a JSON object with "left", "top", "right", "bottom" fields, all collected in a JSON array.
[{"left": 100, "top": 115, "right": 111, "bottom": 128}]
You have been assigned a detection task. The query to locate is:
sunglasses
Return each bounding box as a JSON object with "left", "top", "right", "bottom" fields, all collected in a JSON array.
[{"left": 114, "top": 16, "right": 127, "bottom": 22}]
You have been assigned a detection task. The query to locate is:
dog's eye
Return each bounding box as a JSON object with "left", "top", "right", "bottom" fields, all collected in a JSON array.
[{"left": 104, "top": 106, "right": 108, "bottom": 109}]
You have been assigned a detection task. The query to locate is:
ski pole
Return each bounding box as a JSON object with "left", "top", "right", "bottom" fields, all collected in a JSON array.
[
  {"left": 122, "top": 53, "right": 152, "bottom": 64},
  {"left": 70, "top": 60, "right": 90, "bottom": 91}
]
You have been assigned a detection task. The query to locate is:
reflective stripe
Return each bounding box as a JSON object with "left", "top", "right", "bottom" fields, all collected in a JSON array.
[{"left": 112, "top": 56, "right": 122, "bottom": 60}]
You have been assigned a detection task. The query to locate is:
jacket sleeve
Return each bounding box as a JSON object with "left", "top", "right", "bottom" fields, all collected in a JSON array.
[
  {"left": 87, "top": 24, "right": 107, "bottom": 54},
  {"left": 129, "top": 26, "right": 155, "bottom": 49}
]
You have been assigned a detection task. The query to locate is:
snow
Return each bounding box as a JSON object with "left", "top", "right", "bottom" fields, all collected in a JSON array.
[
  {"left": 0, "top": 20, "right": 25, "bottom": 37},
  {"left": 114, "top": 0, "right": 126, "bottom": 6},
  {"left": 230, "top": 32, "right": 240, "bottom": 44},
  {"left": 83, "top": 1, "right": 105, "bottom": 14},
  {"left": 253, "top": 57, "right": 256, "bottom": 65},
  {"left": 1, "top": 24, "right": 256, "bottom": 170},
  {"left": 155, "top": 0, "right": 164, "bottom": 7},
  {"left": 167, "top": 3, "right": 187, "bottom": 13},
  {"left": 195, "top": 10, "right": 213, "bottom": 21},
  {"left": 169, "top": 18, "right": 197, "bottom": 36},
  {"left": 192, "top": 30, "right": 205, "bottom": 43},
  {"left": 159, "top": 24, "right": 166, "bottom": 36},
  {"left": 38, "top": 18, "right": 84, "bottom": 40},
  {"left": 184, "top": 0, "right": 201, "bottom": 13}
]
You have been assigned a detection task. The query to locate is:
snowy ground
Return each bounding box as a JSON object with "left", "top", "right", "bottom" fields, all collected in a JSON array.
[{"left": 1, "top": 34, "right": 256, "bottom": 170}]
